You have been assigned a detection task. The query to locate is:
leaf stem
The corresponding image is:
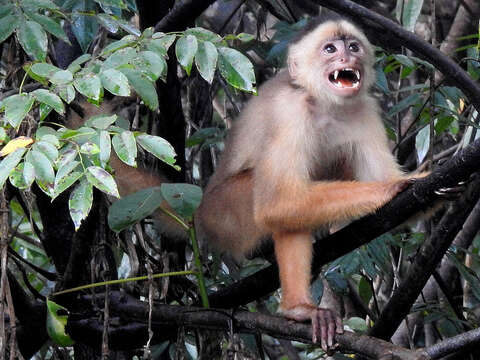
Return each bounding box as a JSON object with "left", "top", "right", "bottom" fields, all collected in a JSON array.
[
  {"left": 189, "top": 223, "right": 209, "bottom": 308},
  {"left": 51, "top": 270, "right": 196, "bottom": 296}
]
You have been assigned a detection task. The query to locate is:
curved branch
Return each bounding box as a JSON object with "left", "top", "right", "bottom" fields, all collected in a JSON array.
[{"left": 154, "top": 0, "right": 218, "bottom": 33}]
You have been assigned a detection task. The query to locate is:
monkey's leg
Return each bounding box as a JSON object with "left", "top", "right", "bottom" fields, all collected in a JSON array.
[{"left": 273, "top": 231, "right": 343, "bottom": 349}]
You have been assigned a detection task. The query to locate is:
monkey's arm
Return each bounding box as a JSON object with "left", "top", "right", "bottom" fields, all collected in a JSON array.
[{"left": 255, "top": 179, "right": 410, "bottom": 232}]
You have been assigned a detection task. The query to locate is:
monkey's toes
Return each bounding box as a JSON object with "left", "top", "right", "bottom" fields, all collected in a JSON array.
[{"left": 312, "top": 308, "right": 342, "bottom": 351}]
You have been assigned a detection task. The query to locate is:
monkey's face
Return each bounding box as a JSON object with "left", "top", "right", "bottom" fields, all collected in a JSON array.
[
  {"left": 321, "top": 38, "right": 365, "bottom": 98},
  {"left": 287, "top": 20, "right": 375, "bottom": 105}
]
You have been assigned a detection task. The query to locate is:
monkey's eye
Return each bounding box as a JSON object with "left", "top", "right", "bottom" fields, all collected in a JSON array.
[
  {"left": 349, "top": 43, "right": 360, "bottom": 52},
  {"left": 324, "top": 44, "right": 336, "bottom": 53}
]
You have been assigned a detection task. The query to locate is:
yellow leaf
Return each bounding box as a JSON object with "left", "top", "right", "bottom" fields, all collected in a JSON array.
[
  {"left": 0, "top": 136, "right": 34, "bottom": 157},
  {"left": 459, "top": 98, "right": 465, "bottom": 114}
]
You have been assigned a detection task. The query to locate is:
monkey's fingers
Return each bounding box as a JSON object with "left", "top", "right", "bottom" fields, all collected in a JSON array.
[{"left": 434, "top": 185, "right": 466, "bottom": 200}]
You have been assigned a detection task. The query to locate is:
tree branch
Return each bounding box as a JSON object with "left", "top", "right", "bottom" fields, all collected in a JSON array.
[
  {"left": 67, "top": 291, "right": 430, "bottom": 360},
  {"left": 154, "top": 0, "right": 218, "bottom": 33},
  {"left": 369, "top": 177, "right": 480, "bottom": 340}
]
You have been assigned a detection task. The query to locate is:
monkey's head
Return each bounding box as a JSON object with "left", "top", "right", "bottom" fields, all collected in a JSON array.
[{"left": 287, "top": 19, "right": 375, "bottom": 106}]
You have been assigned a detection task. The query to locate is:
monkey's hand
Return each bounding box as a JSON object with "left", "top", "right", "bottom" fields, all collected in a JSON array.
[
  {"left": 279, "top": 304, "right": 343, "bottom": 350},
  {"left": 380, "top": 178, "right": 413, "bottom": 203}
]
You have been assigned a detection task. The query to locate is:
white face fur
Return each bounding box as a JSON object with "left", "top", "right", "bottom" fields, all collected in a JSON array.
[{"left": 288, "top": 20, "right": 375, "bottom": 105}]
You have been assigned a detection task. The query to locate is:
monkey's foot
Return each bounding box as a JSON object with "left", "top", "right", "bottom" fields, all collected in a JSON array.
[{"left": 280, "top": 304, "right": 343, "bottom": 350}]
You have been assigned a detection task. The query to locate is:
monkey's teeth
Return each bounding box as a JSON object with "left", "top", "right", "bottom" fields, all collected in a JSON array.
[
  {"left": 355, "top": 70, "right": 360, "bottom": 80},
  {"left": 334, "top": 70, "right": 339, "bottom": 80}
]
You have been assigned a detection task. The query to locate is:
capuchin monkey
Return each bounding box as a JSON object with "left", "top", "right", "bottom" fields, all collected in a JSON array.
[
  {"left": 196, "top": 16, "right": 421, "bottom": 349},
  {"left": 67, "top": 16, "right": 427, "bottom": 349}
]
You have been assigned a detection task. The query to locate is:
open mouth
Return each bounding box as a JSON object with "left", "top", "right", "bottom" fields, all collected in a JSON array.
[{"left": 328, "top": 68, "right": 361, "bottom": 89}]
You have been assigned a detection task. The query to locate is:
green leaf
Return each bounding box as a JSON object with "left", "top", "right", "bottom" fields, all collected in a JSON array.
[
  {"left": 0, "top": 148, "right": 26, "bottom": 189},
  {"left": 0, "top": 5, "right": 15, "bottom": 18},
  {"left": 40, "top": 134, "right": 60, "bottom": 147},
  {"left": 86, "top": 166, "right": 120, "bottom": 198},
  {"left": 17, "top": 20, "right": 48, "bottom": 61},
  {"left": 387, "top": 93, "right": 421, "bottom": 117},
  {"left": 3, "top": 94, "right": 35, "bottom": 128},
  {"left": 402, "top": 0, "right": 424, "bottom": 32},
  {"left": 186, "top": 127, "right": 224, "bottom": 148},
  {"left": 116, "top": 18, "right": 140, "bottom": 36},
  {"left": 100, "top": 68, "right": 131, "bottom": 96},
  {"left": 85, "top": 114, "right": 117, "bottom": 129},
  {"left": 69, "top": 178, "right": 93, "bottom": 230},
  {"left": 31, "top": 63, "right": 60, "bottom": 78},
  {"left": 415, "top": 125, "right": 430, "bottom": 164},
  {"left": 57, "top": 149, "right": 78, "bottom": 169},
  {"left": 119, "top": 68, "right": 158, "bottom": 110},
  {"left": 73, "top": 73, "right": 102, "bottom": 100},
  {"left": 80, "top": 141, "right": 100, "bottom": 155},
  {"left": 25, "top": 12, "right": 69, "bottom": 44},
  {"left": 195, "top": 41, "right": 217, "bottom": 84},
  {"left": 148, "top": 34, "right": 176, "bottom": 57},
  {"left": 345, "top": 317, "right": 368, "bottom": 333},
  {"left": 218, "top": 47, "right": 255, "bottom": 92},
  {"left": 97, "top": 13, "right": 119, "bottom": 33},
  {"left": 102, "top": 47, "right": 136, "bottom": 69},
  {"left": 393, "top": 54, "right": 415, "bottom": 68},
  {"left": 136, "top": 51, "right": 166, "bottom": 81},
  {"left": 36, "top": 126, "right": 57, "bottom": 139},
  {"left": 108, "top": 186, "right": 164, "bottom": 232},
  {"left": 101, "top": 38, "right": 132, "bottom": 56},
  {"left": 9, "top": 163, "right": 29, "bottom": 189},
  {"left": 93, "top": 0, "right": 126, "bottom": 8},
  {"left": 58, "top": 84, "right": 76, "bottom": 104},
  {"left": 0, "top": 128, "right": 7, "bottom": 145},
  {"left": 99, "top": 130, "right": 111, "bottom": 167},
  {"left": 71, "top": 0, "right": 98, "bottom": 53},
  {"left": 160, "top": 183, "right": 202, "bottom": 219},
  {"left": 33, "top": 141, "right": 59, "bottom": 163},
  {"left": 67, "top": 54, "right": 92, "bottom": 73},
  {"left": 50, "top": 70, "right": 74, "bottom": 85},
  {"left": 358, "top": 276, "right": 373, "bottom": 305},
  {"left": 23, "top": 161, "right": 35, "bottom": 188},
  {"left": 0, "top": 15, "right": 18, "bottom": 43},
  {"left": 53, "top": 170, "right": 83, "bottom": 200},
  {"left": 236, "top": 33, "right": 254, "bottom": 42},
  {"left": 46, "top": 299, "right": 74, "bottom": 346},
  {"left": 112, "top": 131, "right": 137, "bottom": 166},
  {"left": 37, "top": 103, "right": 51, "bottom": 122},
  {"left": 136, "top": 134, "right": 178, "bottom": 170},
  {"left": 55, "top": 160, "right": 80, "bottom": 188},
  {"left": 27, "top": 149, "right": 55, "bottom": 192},
  {"left": 23, "top": 0, "right": 59, "bottom": 10},
  {"left": 185, "top": 27, "right": 221, "bottom": 43},
  {"left": 175, "top": 35, "right": 198, "bottom": 75},
  {"left": 31, "top": 89, "right": 65, "bottom": 115}
]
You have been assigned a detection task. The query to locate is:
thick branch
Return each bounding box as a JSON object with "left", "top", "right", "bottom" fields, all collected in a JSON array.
[
  {"left": 154, "top": 0, "right": 218, "bottom": 33},
  {"left": 309, "top": 0, "right": 480, "bottom": 112},
  {"left": 369, "top": 177, "right": 480, "bottom": 340},
  {"left": 67, "top": 292, "right": 429, "bottom": 360},
  {"left": 425, "top": 327, "right": 480, "bottom": 359},
  {"left": 210, "top": 137, "right": 480, "bottom": 309}
]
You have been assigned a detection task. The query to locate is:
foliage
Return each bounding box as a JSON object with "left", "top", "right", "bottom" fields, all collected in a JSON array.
[{"left": 1, "top": 0, "right": 480, "bottom": 359}]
